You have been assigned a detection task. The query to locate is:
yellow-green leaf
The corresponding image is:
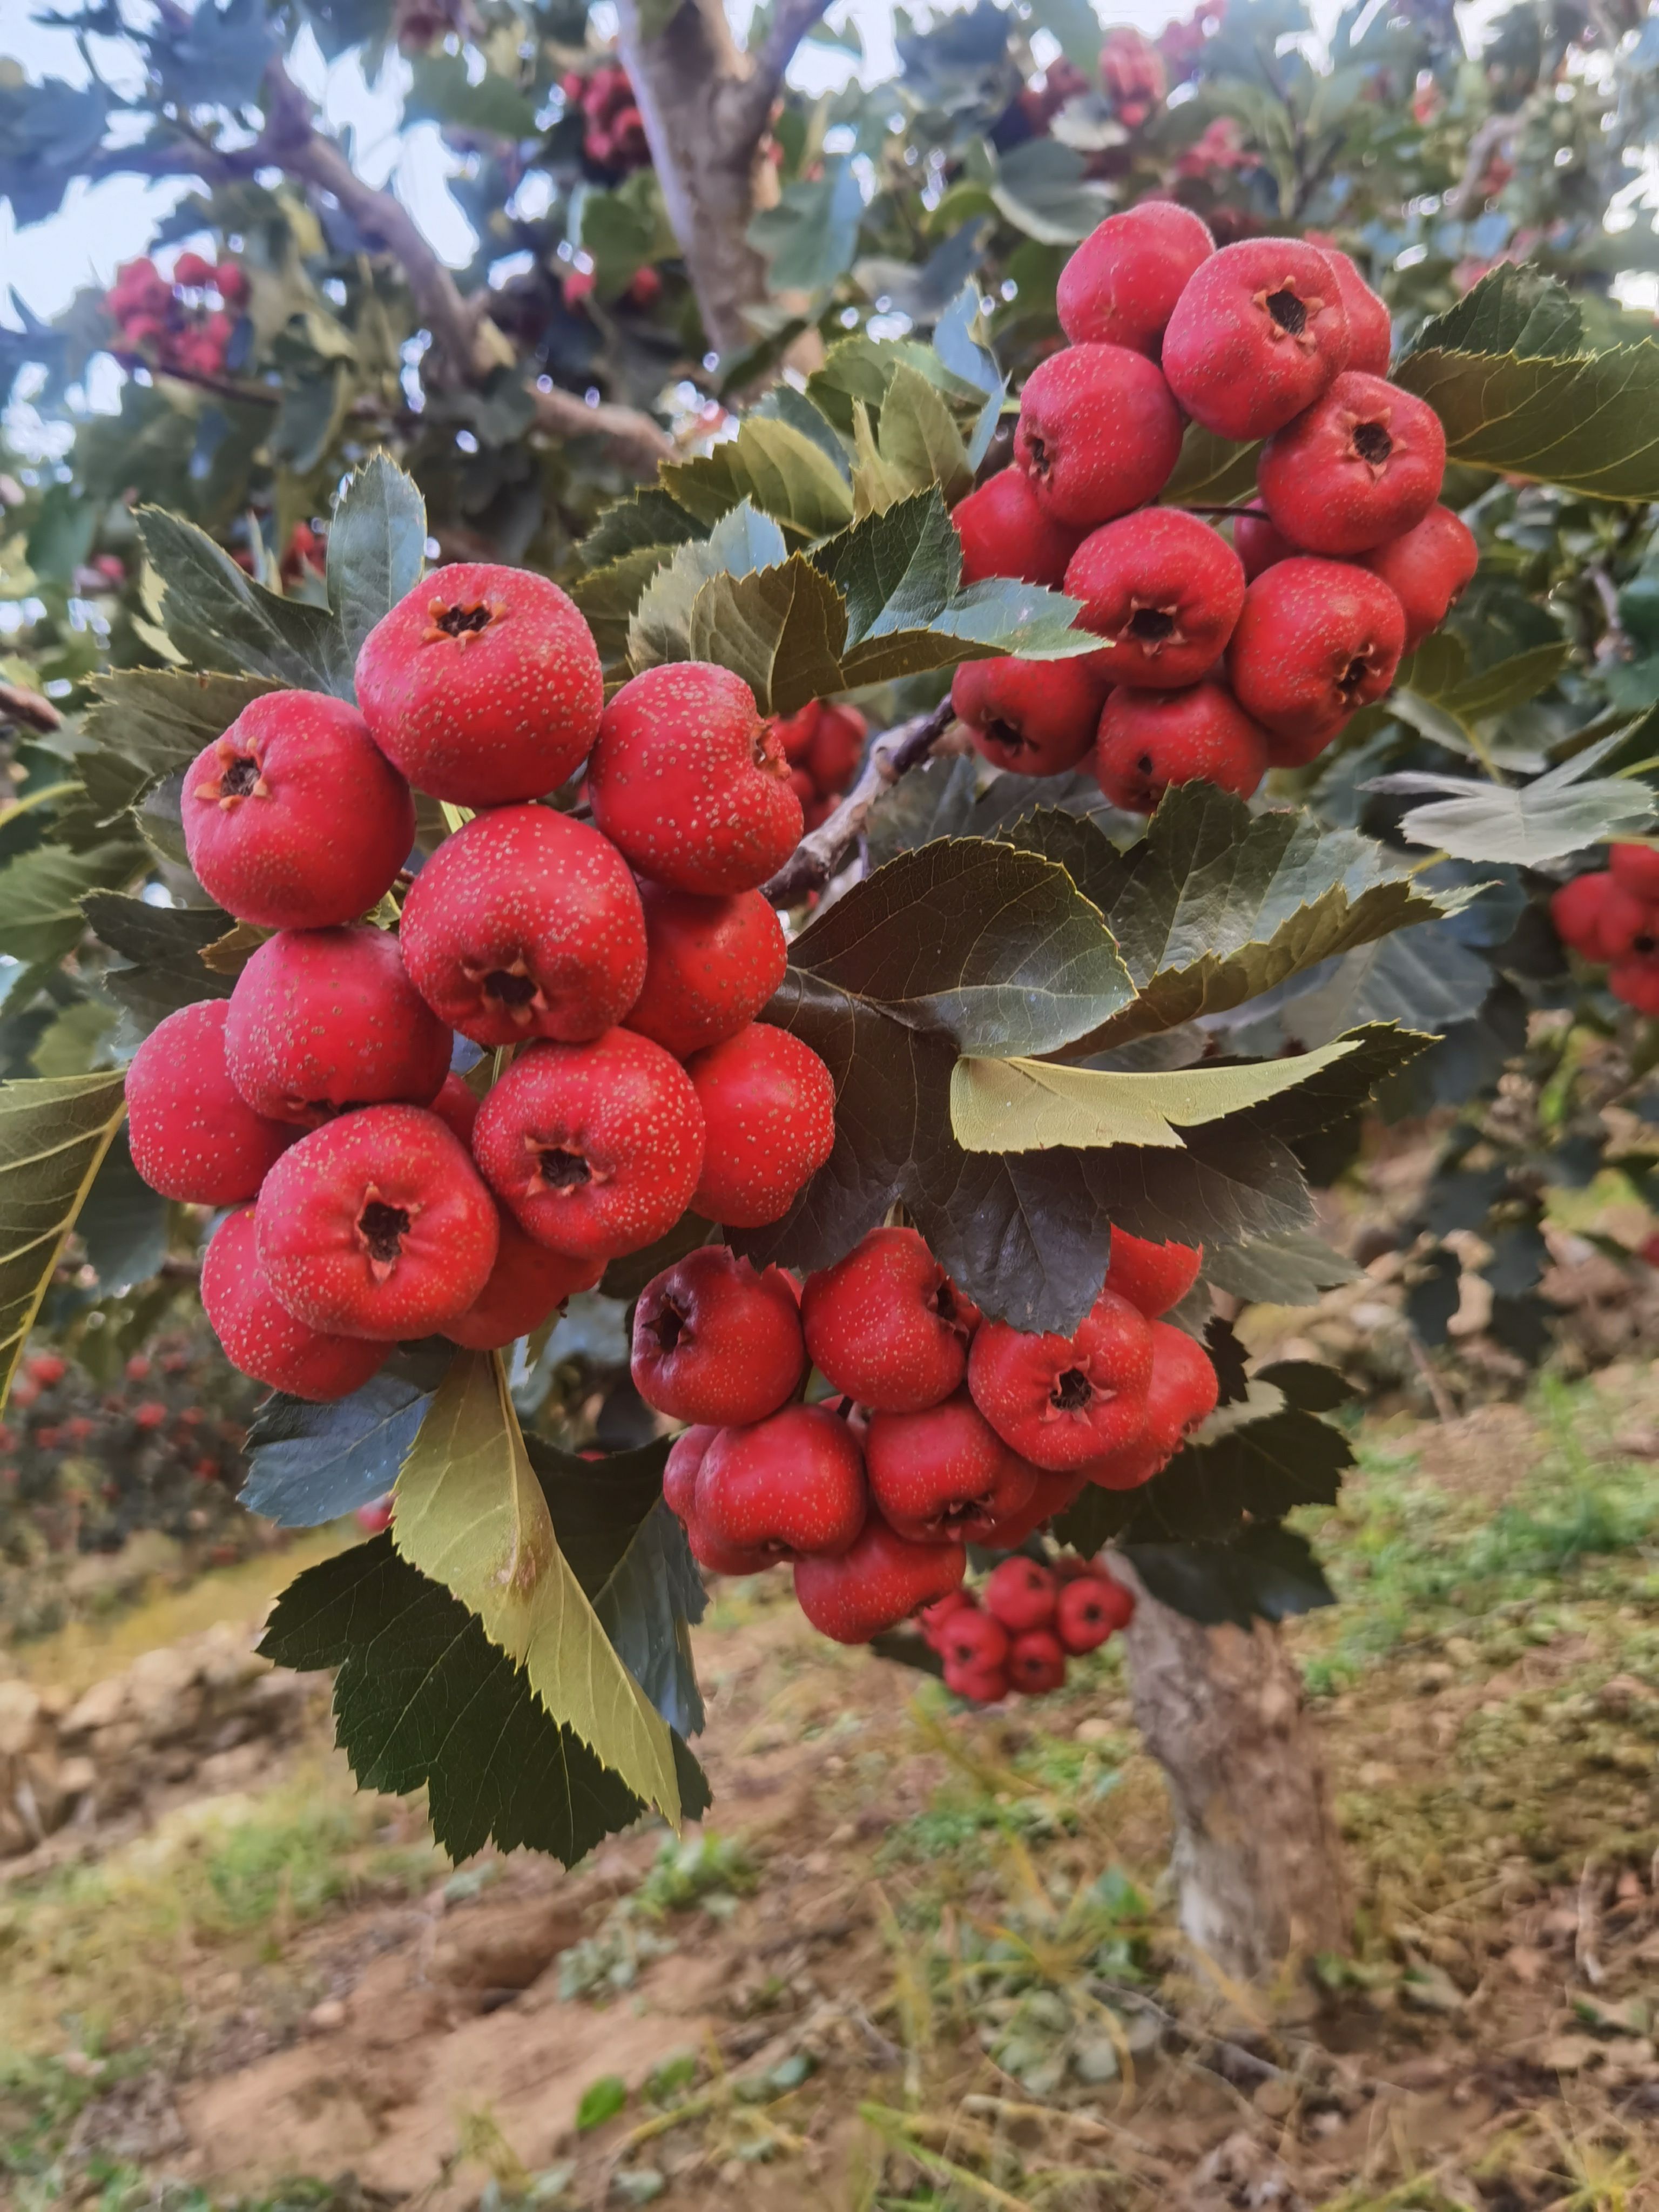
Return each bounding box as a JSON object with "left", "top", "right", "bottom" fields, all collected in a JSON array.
[
  {"left": 0, "top": 1071, "right": 128, "bottom": 1406},
  {"left": 393, "top": 1351, "right": 681, "bottom": 1825},
  {"left": 851, "top": 365, "right": 974, "bottom": 518},
  {"left": 948, "top": 1037, "right": 1363, "bottom": 1154}
]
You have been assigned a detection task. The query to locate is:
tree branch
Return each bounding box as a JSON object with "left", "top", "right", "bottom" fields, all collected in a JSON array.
[
  {"left": 0, "top": 681, "right": 64, "bottom": 734},
  {"left": 721, "top": 0, "right": 835, "bottom": 152},
  {"left": 762, "top": 697, "right": 960, "bottom": 905}
]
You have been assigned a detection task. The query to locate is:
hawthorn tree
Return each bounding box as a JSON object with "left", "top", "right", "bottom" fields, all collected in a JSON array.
[{"left": 6, "top": 0, "right": 1659, "bottom": 1978}]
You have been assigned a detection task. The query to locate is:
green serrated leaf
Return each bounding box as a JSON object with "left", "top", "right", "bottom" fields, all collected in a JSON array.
[
  {"left": 804, "top": 334, "right": 989, "bottom": 442},
  {"left": 1369, "top": 732, "right": 1657, "bottom": 864},
  {"left": 325, "top": 454, "right": 426, "bottom": 670},
  {"left": 79, "top": 670, "right": 279, "bottom": 793},
  {"left": 684, "top": 558, "right": 848, "bottom": 714},
  {"left": 572, "top": 544, "right": 678, "bottom": 667},
  {"left": 850, "top": 364, "right": 974, "bottom": 517},
  {"left": 81, "top": 892, "right": 237, "bottom": 1031},
  {"left": 0, "top": 1070, "right": 127, "bottom": 1405},
  {"left": 627, "top": 500, "right": 790, "bottom": 671},
  {"left": 392, "top": 1350, "right": 681, "bottom": 1824},
  {"left": 748, "top": 159, "right": 865, "bottom": 293},
  {"left": 1160, "top": 422, "right": 1262, "bottom": 507},
  {"left": 661, "top": 419, "right": 854, "bottom": 542},
  {"left": 1396, "top": 337, "right": 1659, "bottom": 501},
  {"left": 1405, "top": 264, "right": 1583, "bottom": 362},
  {"left": 0, "top": 842, "right": 144, "bottom": 965},
  {"left": 138, "top": 508, "right": 353, "bottom": 696}
]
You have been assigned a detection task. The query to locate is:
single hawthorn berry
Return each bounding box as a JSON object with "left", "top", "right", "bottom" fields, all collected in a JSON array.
[
  {"left": 1162, "top": 238, "right": 1351, "bottom": 441},
  {"left": 1594, "top": 882, "right": 1659, "bottom": 960},
  {"left": 968, "top": 1289, "right": 1154, "bottom": 1471},
  {"left": 685, "top": 1022, "right": 836, "bottom": 1229},
  {"left": 1359, "top": 505, "right": 1478, "bottom": 647},
  {"left": 1014, "top": 342, "right": 1184, "bottom": 528},
  {"left": 792, "top": 1514, "right": 965, "bottom": 1642},
  {"left": 126, "top": 1000, "right": 294, "bottom": 1205},
  {"left": 397, "top": 804, "right": 647, "bottom": 1047},
  {"left": 804, "top": 703, "right": 867, "bottom": 795},
  {"left": 918, "top": 1588, "right": 976, "bottom": 1649},
  {"left": 1611, "top": 845, "right": 1659, "bottom": 900},
  {"left": 865, "top": 1391, "right": 1036, "bottom": 1543},
  {"left": 1094, "top": 682, "right": 1270, "bottom": 812},
  {"left": 631, "top": 1246, "right": 806, "bottom": 1426},
  {"left": 182, "top": 690, "right": 415, "bottom": 930},
  {"left": 201, "top": 1207, "right": 389, "bottom": 1401},
  {"left": 1055, "top": 1569, "right": 1135, "bottom": 1653},
  {"left": 224, "top": 923, "right": 452, "bottom": 1125},
  {"left": 1065, "top": 508, "right": 1246, "bottom": 690},
  {"left": 623, "top": 884, "right": 787, "bottom": 1059},
  {"left": 1056, "top": 198, "right": 1215, "bottom": 355},
  {"left": 938, "top": 1604, "right": 1010, "bottom": 1673},
  {"left": 1226, "top": 557, "right": 1406, "bottom": 760},
  {"left": 1610, "top": 957, "right": 1659, "bottom": 1015},
  {"left": 442, "top": 1215, "right": 602, "bottom": 1351},
  {"left": 943, "top": 1655, "right": 1010, "bottom": 1703},
  {"left": 1082, "top": 1318, "right": 1219, "bottom": 1489},
  {"left": 471, "top": 1027, "right": 705, "bottom": 1262},
  {"left": 1257, "top": 371, "right": 1446, "bottom": 556},
  {"left": 974, "top": 1462, "right": 1089, "bottom": 1548},
  {"left": 428, "top": 1070, "right": 481, "bottom": 1146},
  {"left": 952, "top": 466, "right": 1090, "bottom": 589},
  {"left": 663, "top": 1423, "right": 718, "bottom": 1522},
  {"left": 589, "top": 662, "right": 802, "bottom": 894},
  {"left": 950, "top": 652, "right": 1113, "bottom": 776},
  {"left": 801, "top": 1225, "right": 980, "bottom": 1413},
  {"left": 984, "top": 1555, "right": 1058, "bottom": 1633},
  {"left": 1551, "top": 872, "right": 1615, "bottom": 957},
  {"left": 1103, "top": 1228, "right": 1203, "bottom": 1317},
  {"left": 696, "top": 1402, "right": 868, "bottom": 1559},
  {"left": 1233, "top": 510, "right": 1301, "bottom": 581},
  {"left": 355, "top": 562, "right": 604, "bottom": 806},
  {"left": 1007, "top": 1628, "right": 1068, "bottom": 1694},
  {"left": 255, "top": 1103, "right": 499, "bottom": 1341},
  {"left": 1307, "top": 241, "right": 1392, "bottom": 375}
]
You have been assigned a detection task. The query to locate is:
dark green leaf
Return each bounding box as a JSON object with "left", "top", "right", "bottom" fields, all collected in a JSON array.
[
  {"left": 0, "top": 842, "right": 143, "bottom": 965},
  {"left": 748, "top": 159, "right": 865, "bottom": 293},
  {"left": 80, "top": 670, "right": 278, "bottom": 791},
  {"left": 76, "top": 1128, "right": 168, "bottom": 1294},
  {"left": 989, "top": 138, "right": 1110, "bottom": 245},
  {"left": 241, "top": 1352, "right": 453, "bottom": 1526},
  {"left": 326, "top": 455, "right": 427, "bottom": 670},
  {"left": 82, "top": 894, "right": 236, "bottom": 1030},
  {"left": 685, "top": 558, "right": 848, "bottom": 716},
  {"left": 137, "top": 507, "right": 353, "bottom": 696},
  {"left": 1122, "top": 1526, "right": 1336, "bottom": 1628},
  {"left": 1404, "top": 264, "right": 1583, "bottom": 361}
]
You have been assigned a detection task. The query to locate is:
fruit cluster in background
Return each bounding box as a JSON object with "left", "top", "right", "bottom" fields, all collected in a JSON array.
[
  {"left": 641, "top": 1223, "right": 1217, "bottom": 1648},
  {"left": 921, "top": 1556, "right": 1137, "bottom": 1704},
  {"left": 102, "top": 253, "right": 247, "bottom": 382},
  {"left": 772, "top": 699, "right": 868, "bottom": 830},
  {"left": 949, "top": 204, "right": 1477, "bottom": 809},
  {"left": 562, "top": 61, "right": 650, "bottom": 176},
  {"left": 121, "top": 564, "right": 835, "bottom": 1404},
  {"left": 1552, "top": 845, "right": 1659, "bottom": 1013}
]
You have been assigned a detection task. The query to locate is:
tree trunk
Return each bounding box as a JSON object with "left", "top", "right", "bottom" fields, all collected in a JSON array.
[{"left": 1114, "top": 1562, "right": 1350, "bottom": 1982}]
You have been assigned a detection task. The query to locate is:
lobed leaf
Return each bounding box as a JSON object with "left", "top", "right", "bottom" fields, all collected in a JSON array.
[
  {"left": 138, "top": 507, "right": 354, "bottom": 696},
  {"left": 1367, "top": 731, "right": 1657, "bottom": 864}
]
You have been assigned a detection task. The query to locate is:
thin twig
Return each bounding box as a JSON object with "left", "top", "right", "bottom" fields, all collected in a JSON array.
[
  {"left": 761, "top": 698, "right": 958, "bottom": 905},
  {"left": 0, "top": 681, "right": 63, "bottom": 733}
]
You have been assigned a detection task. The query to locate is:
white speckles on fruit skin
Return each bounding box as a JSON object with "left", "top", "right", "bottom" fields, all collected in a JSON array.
[
  {"left": 471, "top": 1028, "right": 705, "bottom": 1263},
  {"left": 201, "top": 1208, "right": 389, "bottom": 1401},
  {"left": 224, "top": 924, "right": 453, "bottom": 1125},
  {"left": 696, "top": 1404, "right": 868, "bottom": 1556},
  {"left": 800, "top": 1225, "right": 970, "bottom": 1412},
  {"left": 355, "top": 563, "right": 604, "bottom": 807},
  {"left": 442, "top": 1216, "right": 602, "bottom": 1351},
  {"left": 399, "top": 804, "right": 648, "bottom": 1047},
  {"left": 126, "top": 1000, "right": 295, "bottom": 1205},
  {"left": 181, "top": 689, "right": 415, "bottom": 930},
  {"left": 685, "top": 1021, "right": 835, "bottom": 1229},
  {"left": 624, "top": 884, "right": 787, "bottom": 1057},
  {"left": 1013, "top": 343, "right": 1184, "bottom": 530},
  {"left": 588, "top": 663, "right": 804, "bottom": 894},
  {"left": 793, "top": 1519, "right": 965, "bottom": 1643},
  {"left": 255, "top": 1104, "right": 499, "bottom": 1341}
]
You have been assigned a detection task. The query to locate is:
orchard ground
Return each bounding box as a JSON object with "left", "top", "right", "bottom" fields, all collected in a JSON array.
[{"left": 9, "top": 1357, "right": 1659, "bottom": 2210}]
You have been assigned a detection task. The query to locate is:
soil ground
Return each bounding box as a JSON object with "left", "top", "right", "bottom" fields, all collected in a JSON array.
[{"left": 8, "top": 1363, "right": 1659, "bottom": 2211}]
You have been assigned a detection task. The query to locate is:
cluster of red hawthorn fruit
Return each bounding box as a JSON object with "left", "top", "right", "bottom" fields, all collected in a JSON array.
[
  {"left": 772, "top": 698, "right": 868, "bottom": 829},
  {"left": 920, "top": 1556, "right": 1137, "bottom": 1703},
  {"left": 120, "top": 562, "right": 838, "bottom": 1403},
  {"left": 1552, "top": 844, "right": 1659, "bottom": 1014},
  {"left": 562, "top": 62, "right": 650, "bottom": 174},
  {"left": 636, "top": 1220, "right": 1216, "bottom": 1645},
  {"left": 102, "top": 253, "right": 247, "bottom": 381},
  {"left": 948, "top": 203, "right": 1476, "bottom": 810}
]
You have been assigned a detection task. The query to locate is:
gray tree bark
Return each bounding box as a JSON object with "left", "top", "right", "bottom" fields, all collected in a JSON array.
[{"left": 1114, "top": 1560, "right": 1350, "bottom": 1982}]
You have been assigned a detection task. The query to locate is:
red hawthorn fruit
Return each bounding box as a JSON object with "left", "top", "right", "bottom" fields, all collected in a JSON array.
[
  {"left": 695, "top": 1402, "right": 868, "bottom": 1558},
  {"left": 224, "top": 923, "right": 452, "bottom": 1126},
  {"left": 984, "top": 1555, "right": 1058, "bottom": 1633},
  {"left": 623, "top": 884, "right": 787, "bottom": 1059},
  {"left": 109, "top": 257, "right": 171, "bottom": 320},
  {"left": 805, "top": 703, "right": 867, "bottom": 795},
  {"left": 1014, "top": 343, "right": 1184, "bottom": 528},
  {"left": 1611, "top": 958, "right": 1659, "bottom": 1013},
  {"left": 1162, "top": 238, "right": 1352, "bottom": 442},
  {"left": 800, "top": 1225, "right": 980, "bottom": 1413},
  {"left": 173, "top": 249, "right": 216, "bottom": 289},
  {"left": 1257, "top": 372, "right": 1446, "bottom": 557},
  {"left": 772, "top": 702, "right": 820, "bottom": 766},
  {"left": 355, "top": 562, "right": 604, "bottom": 807},
  {"left": 685, "top": 1022, "right": 836, "bottom": 1229},
  {"left": 25, "top": 1353, "right": 66, "bottom": 1387},
  {"left": 1308, "top": 242, "right": 1392, "bottom": 376},
  {"left": 202, "top": 1207, "right": 389, "bottom": 1400},
  {"left": 1082, "top": 1318, "right": 1219, "bottom": 1489},
  {"left": 664, "top": 1423, "right": 718, "bottom": 1521},
  {"left": 968, "top": 1289, "right": 1154, "bottom": 1470},
  {"left": 1233, "top": 511, "right": 1300, "bottom": 582},
  {"left": 1103, "top": 1228, "right": 1203, "bottom": 1317},
  {"left": 944, "top": 1657, "right": 1009, "bottom": 1703},
  {"left": 182, "top": 689, "right": 415, "bottom": 930},
  {"left": 793, "top": 1515, "right": 965, "bottom": 1643},
  {"left": 977, "top": 1462, "right": 1089, "bottom": 1547},
  {"left": 1226, "top": 557, "right": 1406, "bottom": 760},
  {"left": 1099, "top": 25, "right": 1165, "bottom": 125},
  {"left": 951, "top": 466, "right": 1089, "bottom": 589},
  {"left": 684, "top": 1514, "right": 778, "bottom": 1576},
  {"left": 629, "top": 266, "right": 662, "bottom": 307},
  {"left": 1612, "top": 845, "right": 1659, "bottom": 900},
  {"left": 1594, "top": 883, "right": 1659, "bottom": 959},
  {"left": 126, "top": 1000, "right": 294, "bottom": 1204},
  {"left": 1065, "top": 508, "right": 1246, "bottom": 690},
  {"left": 1056, "top": 199, "right": 1214, "bottom": 355},
  {"left": 133, "top": 1400, "right": 167, "bottom": 1430},
  {"left": 1055, "top": 1570, "right": 1135, "bottom": 1653},
  {"left": 471, "top": 1028, "right": 705, "bottom": 1262},
  {"left": 429, "top": 1070, "right": 481, "bottom": 1145},
  {"left": 1358, "top": 505, "right": 1479, "bottom": 648},
  {"left": 589, "top": 662, "right": 802, "bottom": 894},
  {"left": 788, "top": 766, "right": 817, "bottom": 814},
  {"left": 864, "top": 1391, "right": 1036, "bottom": 1543},
  {"left": 1094, "top": 681, "right": 1270, "bottom": 812},
  {"left": 125, "top": 1354, "right": 152, "bottom": 1382},
  {"left": 939, "top": 1605, "right": 1010, "bottom": 1672},
  {"left": 255, "top": 1104, "right": 498, "bottom": 1340},
  {"left": 1007, "top": 1628, "right": 1068, "bottom": 1694},
  {"left": 355, "top": 1498, "right": 394, "bottom": 1534},
  {"left": 215, "top": 262, "right": 248, "bottom": 305},
  {"left": 1552, "top": 873, "right": 1615, "bottom": 956},
  {"left": 919, "top": 1588, "right": 975, "bottom": 1648},
  {"left": 398, "top": 804, "right": 647, "bottom": 1047},
  {"left": 951, "top": 652, "right": 1112, "bottom": 776},
  {"left": 442, "top": 1215, "right": 602, "bottom": 1350},
  {"left": 631, "top": 1247, "right": 806, "bottom": 1426}
]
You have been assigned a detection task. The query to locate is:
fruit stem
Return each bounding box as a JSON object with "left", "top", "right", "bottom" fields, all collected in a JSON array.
[{"left": 761, "top": 695, "right": 959, "bottom": 906}]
